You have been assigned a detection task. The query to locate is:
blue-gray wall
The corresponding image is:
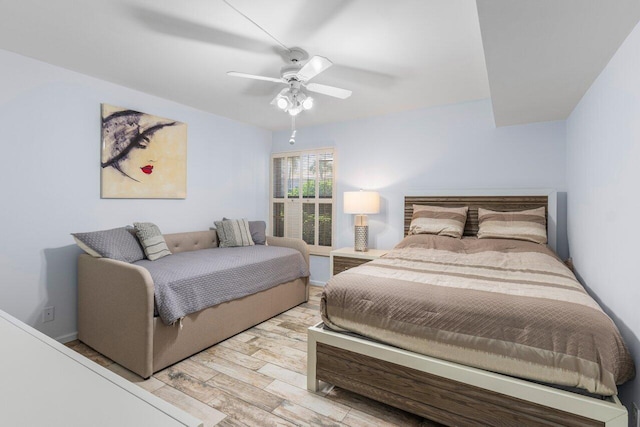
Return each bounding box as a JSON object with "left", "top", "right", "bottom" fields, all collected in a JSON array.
[
  {"left": 0, "top": 49, "right": 271, "bottom": 341},
  {"left": 567, "top": 19, "right": 640, "bottom": 420},
  {"left": 273, "top": 99, "right": 568, "bottom": 284}
]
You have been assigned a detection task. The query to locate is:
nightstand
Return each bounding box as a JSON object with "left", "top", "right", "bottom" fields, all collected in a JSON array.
[{"left": 330, "top": 247, "right": 389, "bottom": 276}]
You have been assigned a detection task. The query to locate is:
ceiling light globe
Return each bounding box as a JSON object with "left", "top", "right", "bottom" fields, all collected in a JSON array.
[
  {"left": 288, "top": 107, "right": 301, "bottom": 116},
  {"left": 276, "top": 98, "right": 288, "bottom": 110},
  {"left": 302, "top": 97, "right": 314, "bottom": 110}
]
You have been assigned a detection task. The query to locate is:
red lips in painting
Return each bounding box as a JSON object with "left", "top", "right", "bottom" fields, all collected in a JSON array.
[{"left": 140, "top": 165, "right": 154, "bottom": 175}]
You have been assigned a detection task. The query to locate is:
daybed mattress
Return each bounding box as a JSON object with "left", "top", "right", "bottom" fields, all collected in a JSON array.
[
  {"left": 321, "top": 234, "right": 634, "bottom": 395},
  {"left": 136, "top": 245, "right": 309, "bottom": 325}
]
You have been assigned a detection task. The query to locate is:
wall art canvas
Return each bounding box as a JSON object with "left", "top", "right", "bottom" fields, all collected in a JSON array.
[{"left": 101, "top": 104, "right": 187, "bottom": 199}]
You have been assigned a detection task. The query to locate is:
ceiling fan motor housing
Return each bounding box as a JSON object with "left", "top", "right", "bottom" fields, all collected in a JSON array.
[
  {"left": 281, "top": 64, "right": 303, "bottom": 80},
  {"left": 286, "top": 47, "right": 309, "bottom": 63}
]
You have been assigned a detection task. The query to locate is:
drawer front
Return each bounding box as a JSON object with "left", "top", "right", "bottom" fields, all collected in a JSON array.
[{"left": 333, "top": 256, "right": 371, "bottom": 275}]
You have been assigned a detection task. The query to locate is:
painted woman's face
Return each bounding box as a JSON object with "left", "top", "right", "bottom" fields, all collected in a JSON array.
[
  {"left": 117, "top": 129, "right": 161, "bottom": 182},
  {"left": 100, "top": 104, "right": 187, "bottom": 199},
  {"left": 101, "top": 112, "right": 176, "bottom": 183}
]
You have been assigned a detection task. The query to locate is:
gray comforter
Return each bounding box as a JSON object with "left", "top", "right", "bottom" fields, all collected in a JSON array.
[{"left": 135, "top": 245, "right": 309, "bottom": 325}]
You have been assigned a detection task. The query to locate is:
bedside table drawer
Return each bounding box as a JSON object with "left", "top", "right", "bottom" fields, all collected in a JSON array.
[
  {"left": 330, "top": 248, "right": 389, "bottom": 276},
  {"left": 333, "top": 256, "right": 372, "bottom": 274}
]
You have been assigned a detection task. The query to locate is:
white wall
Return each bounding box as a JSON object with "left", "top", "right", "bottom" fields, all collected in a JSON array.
[
  {"left": 0, "top": 49, "right": 271, "bottom": 341},
  {"left": 566, "top": 20, "right": 640, "bottom": 418},
  {"left": 273, "top": 99, "right": 568, "bottom": 284}
]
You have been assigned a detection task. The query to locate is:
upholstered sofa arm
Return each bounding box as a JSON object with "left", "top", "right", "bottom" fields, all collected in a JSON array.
[
  {"left": 77, "top": 254, "right": 155, "bottom": 378},
  {"left": 267, "top": 236, "right": 310, "bottom": 267}
]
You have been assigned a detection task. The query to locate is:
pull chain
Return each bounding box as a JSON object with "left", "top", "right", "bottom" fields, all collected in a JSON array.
[{"left": 289, "top": 115, "right": 296, "bottom": 145}]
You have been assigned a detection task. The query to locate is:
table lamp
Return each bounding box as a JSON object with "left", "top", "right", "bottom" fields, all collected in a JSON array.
[{"left": 344, "top": 190, "right": 380, "bottom": 251}]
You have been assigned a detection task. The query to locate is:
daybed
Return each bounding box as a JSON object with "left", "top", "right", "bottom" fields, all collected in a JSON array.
[
  {"left": 308, "top": 193, "right": 634, "bottom": 426},
  {"left": 78, "top": 230, "right": 309, "bottom": 378}
]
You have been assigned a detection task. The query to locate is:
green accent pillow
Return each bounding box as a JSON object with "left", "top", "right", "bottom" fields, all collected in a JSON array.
[{"left": 133, "top": 222, "right": 172, "bottom": 261}]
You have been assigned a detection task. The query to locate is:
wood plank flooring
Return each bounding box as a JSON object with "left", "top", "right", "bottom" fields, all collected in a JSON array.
[{"left": 66, "top": 286, "right": 440, "bottom": 426}]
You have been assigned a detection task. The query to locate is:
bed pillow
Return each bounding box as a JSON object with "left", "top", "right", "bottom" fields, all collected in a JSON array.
[
  {"left": 72, "top": 226, "right": 145, "bottom": 263},
  {"left": 409, "top": 205, "right": 468, "bottom": 238},
  {"left": 215, "top": 218, "right": 255, "bottom": 247},
  {"left": 477, "top": 206, "right": 547, "bottom": 244},
  {"left": 222, "top": 218, "right": 266, "bottom": 245},
  {"left": 133, "top": 222, "right": 172, "bottom": 260},
  {"left": 248, "top": 220, "right": 267, "bottom": 245}
]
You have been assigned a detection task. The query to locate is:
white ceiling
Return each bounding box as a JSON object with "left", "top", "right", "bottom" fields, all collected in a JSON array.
[{"left": 0, "top": 0, "right": 638, "bottom": 130}]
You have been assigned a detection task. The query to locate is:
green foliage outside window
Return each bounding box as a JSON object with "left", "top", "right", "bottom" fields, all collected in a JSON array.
[{"left": 287, "top": 180, "right": 332, "bottom": 198}]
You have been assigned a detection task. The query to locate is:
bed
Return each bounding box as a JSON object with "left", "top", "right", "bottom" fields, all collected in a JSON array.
[{"left": 307, "top": 193, "right": 634, "bottom": 426}]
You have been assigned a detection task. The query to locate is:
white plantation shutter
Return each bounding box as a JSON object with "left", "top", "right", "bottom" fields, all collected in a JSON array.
[
  {"left": 271, "top": 148, "right": 335, "bottom": 256},
  {"left": 285, "top": 199, "right": 303, "bottom": 239}
]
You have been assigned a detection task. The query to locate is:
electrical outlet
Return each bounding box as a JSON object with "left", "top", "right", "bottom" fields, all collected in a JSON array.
[
  {"left": 633, "top": 402, "right": 639, "bottom": 427},
  {"left": 42, "top": 306, "right": 54, "bottom": 323}
]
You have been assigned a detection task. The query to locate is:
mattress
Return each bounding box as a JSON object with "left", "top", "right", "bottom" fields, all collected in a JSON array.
[{"left": 321, "top": 234, "right": 635, "bottom": 395}]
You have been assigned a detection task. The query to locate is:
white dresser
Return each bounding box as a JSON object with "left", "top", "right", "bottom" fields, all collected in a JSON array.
[{"left": 0, "top": 309, "right": 202, "bottom": 427}]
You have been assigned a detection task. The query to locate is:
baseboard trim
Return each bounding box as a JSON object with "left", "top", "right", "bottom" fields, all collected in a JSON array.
[
  {"left": 57, "top": 331, "right": 78, "bottom": 344},
  {"left": 310, "top": 280, "right": 326, "bottom": 287}
]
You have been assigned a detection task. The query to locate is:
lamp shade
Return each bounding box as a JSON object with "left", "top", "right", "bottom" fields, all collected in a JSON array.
[{"left": 344, "top": 191, "right": 380, "bottom": 214}]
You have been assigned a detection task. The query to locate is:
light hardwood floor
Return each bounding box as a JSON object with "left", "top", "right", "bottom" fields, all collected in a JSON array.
[{"left": 67, "top": 286, "right": 440, "bottom": 426}]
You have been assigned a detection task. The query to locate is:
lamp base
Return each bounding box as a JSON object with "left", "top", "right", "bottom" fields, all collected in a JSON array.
[{"left": 354, "top": 225, "right": 368, "bottom": 252}]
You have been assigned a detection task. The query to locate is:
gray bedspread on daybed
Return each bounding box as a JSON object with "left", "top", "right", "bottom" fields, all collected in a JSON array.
[{"left": 135, "top": 245, "right": 309, "bottom": 325}]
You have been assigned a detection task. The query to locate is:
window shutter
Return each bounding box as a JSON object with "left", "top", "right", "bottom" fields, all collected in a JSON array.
[
  {"left": 272, "top": 157, "right": 285, "bottom": 199},
  {"left": 271, "top": 148, "right": 334, "bottom": 256},
  {"left": 285, "top": 199, "right": 302, "bottom": 239},
  {"left": 319, "top": 203, "right": 332, "bottom": 247}
]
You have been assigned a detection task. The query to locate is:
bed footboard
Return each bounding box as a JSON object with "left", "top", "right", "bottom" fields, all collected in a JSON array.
[{"left": 307, "top": 324, "right": 627, "bottom": 427}]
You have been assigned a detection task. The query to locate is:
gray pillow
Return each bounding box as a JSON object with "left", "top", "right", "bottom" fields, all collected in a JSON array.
[
  {"left": 249, "top": 220, "right": 267, "bottom": 245},
  {"left": 133, "top": 222, "right": 172, "bottom": 261},
  {"left": 215, "top": 219, "right": 255, "bottom": 247},
  {"left": 223, "top": 218, "right": 266, "bottom": 245},
  {"left": 72, "top": 226, "right": 145, "bottom": 263}
]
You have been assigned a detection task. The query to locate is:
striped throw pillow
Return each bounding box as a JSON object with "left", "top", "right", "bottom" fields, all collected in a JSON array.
[
  {"left": 409, "top": 205, "right": 468, "bottom": 239},
  {"left": 133, "top": 222, "right": 172, "bottom": 261},
  {"left": 477, "top": 207, "right": 547, "bottom": 244},
  {"left": 215, "top": 219, "right": 255, "bottom": 247}
]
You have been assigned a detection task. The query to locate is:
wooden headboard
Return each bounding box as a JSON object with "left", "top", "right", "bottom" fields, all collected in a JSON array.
[{"left": 404, "top": 195, "right": 549, "bottom": 237}]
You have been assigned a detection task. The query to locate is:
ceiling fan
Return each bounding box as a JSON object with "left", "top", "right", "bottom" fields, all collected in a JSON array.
[{"left": 223, "top": 0, "right": 352, "bottom": 122}]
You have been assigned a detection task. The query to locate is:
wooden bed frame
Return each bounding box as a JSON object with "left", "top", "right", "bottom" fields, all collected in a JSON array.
[{"left": 307, "top": 191, "right": 628, "bottom": 427}]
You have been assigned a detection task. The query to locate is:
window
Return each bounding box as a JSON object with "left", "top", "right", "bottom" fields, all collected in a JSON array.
[{"left": 271, "top": 148, "right": 334, "bottom": 256}]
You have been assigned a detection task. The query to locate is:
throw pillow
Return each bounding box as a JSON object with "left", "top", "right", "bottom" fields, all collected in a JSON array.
[
  {"left": 72, "top": 226, "right": 145, "bottom": 263},
  {"left": 133, "top": 222, "right": 172, "bottom": 260},
  {"left": 223, "top": 218, "right": 266, "bottom": 245},
  {"left": 249, "top": 220, "right": 267, "bottom": 245},
  {"left": 215, "top": 219, "right": 255, "bottom": 247}
]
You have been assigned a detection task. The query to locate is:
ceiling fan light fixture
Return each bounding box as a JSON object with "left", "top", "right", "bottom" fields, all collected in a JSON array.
[
  {"left": 276, "top": 97, "right": 289, "bottom": 110},
  {"left": 302, "top": 97, "right": 314, "bottom": 110},
  {"left": 288, "top": 106, "right": 302, "bottom": 116}
]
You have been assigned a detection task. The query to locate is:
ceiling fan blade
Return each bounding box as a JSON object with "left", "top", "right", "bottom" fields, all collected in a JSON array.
[
  {"left": 305, "top": 83, "right": 352, "bottom": 99},
  {"left": 296, "top": 56, "right": 333, "bottom": 82},
  {"left": 227, "top": 72, "right": 284, "bottom": 84},
  {"left": 131, "top": 7, "right": 272, "bottom": 53}
]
